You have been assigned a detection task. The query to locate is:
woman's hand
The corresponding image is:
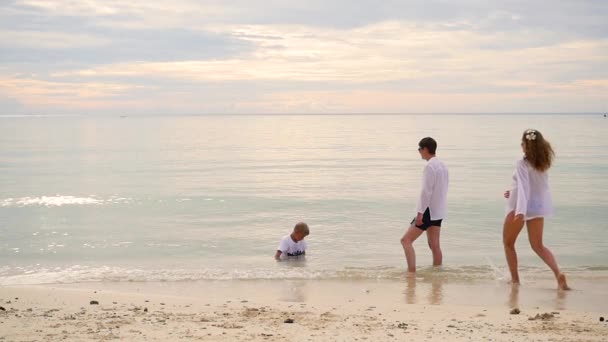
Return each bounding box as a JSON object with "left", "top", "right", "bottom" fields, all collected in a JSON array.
[{"left": 504, "top": 190, "right": 510, "bottom": 199}]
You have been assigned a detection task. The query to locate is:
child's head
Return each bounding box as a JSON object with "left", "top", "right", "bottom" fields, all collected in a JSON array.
[{"left": 291, "top": 222, "right": 309, "bottom": 242}]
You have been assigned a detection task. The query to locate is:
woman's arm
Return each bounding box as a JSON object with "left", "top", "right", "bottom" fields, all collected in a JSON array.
[{"left": 514, "top": 160, "right": 530, "bottom": 220}]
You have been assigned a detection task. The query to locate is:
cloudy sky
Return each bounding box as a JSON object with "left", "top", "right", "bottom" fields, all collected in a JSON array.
[{"left": 1, "top": 0, "right": 607, "bottom": 115}]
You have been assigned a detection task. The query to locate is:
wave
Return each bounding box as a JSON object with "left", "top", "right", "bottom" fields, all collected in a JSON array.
[
  {"left": 0, "top": 195, "right": 131, "bottom": 207},
  {"left": 1, "top": 264, "right": 606, "bottom": 286}
]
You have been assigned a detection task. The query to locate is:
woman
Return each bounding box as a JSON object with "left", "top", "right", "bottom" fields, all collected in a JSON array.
[{"left": 503, "top": 129, "right": 569, "bottom": 290}]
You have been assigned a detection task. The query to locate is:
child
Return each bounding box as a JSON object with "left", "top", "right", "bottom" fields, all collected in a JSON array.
[{"left": 275, "top": 222, "right": 309, "bottom": 260}]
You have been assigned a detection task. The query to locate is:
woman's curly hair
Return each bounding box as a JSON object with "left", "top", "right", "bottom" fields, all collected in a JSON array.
[{"left": 522, "top": 129, "right": 554, "bottom": 172}]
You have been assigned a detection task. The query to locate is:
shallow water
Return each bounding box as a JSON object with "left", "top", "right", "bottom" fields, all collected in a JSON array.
[{"left": 1, "top": 114, "right": 607, "bottom": 285}]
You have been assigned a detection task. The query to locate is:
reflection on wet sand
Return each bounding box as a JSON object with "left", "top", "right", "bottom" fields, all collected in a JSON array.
[
  {"left": 277, "top": 258, "right": 308, "bottom": 302},
  {"left": 405, "top": 275, "right": 416, "bottom": 304},
  {"left": 404, "top": 274, "right": 444, "bottom": 305},
  {"left": 279, "top": 280, "right": 308, "bottom": 302},
  {"left": 508, "top": 283, "right": 569, "bottom": 310},
  {"left": 428, "top": 277, "right": 443, "bottom": 305},
  {"left": 508, "top": 284, "right": 519, "bottom": 309},
  {"left": 554, "top": 288, "right": 567, "bottom": 311}
]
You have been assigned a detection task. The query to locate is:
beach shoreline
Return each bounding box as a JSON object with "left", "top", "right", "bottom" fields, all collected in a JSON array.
[{"left": 1, "top": 279, "right": 606, "bottom": 341}]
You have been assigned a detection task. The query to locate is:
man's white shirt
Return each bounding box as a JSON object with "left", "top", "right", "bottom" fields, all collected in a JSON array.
[{"left": 415, "top": 156, "right": 449, "bottom": 220}]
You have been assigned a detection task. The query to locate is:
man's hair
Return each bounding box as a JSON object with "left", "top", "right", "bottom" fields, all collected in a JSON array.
[
  {"left": 293, "top": 222, "right": 309, "bottom": 235},
  {"left": 418, "top": 137, "right": 437, "bottom": 155}
]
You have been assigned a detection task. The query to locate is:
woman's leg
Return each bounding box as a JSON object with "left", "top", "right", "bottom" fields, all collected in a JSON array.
[
  {"left": 526, "top": 218, "right": 570, "bottom": 290},
  {"left": 503, "top": 211, "right": 525, "bottom": 284}
]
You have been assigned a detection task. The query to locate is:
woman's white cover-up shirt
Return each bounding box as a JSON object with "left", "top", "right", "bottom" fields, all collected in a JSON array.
[{"left": 506, "top": 158, "right": 554, "bottom": 220}]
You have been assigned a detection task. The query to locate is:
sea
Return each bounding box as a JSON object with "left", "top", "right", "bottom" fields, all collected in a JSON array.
[{"left": 1, "top": 114, "right": 607, "bottom": 290}]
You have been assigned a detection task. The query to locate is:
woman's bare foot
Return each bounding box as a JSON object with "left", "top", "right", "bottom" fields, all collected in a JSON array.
[{"left": 557, "top": 273, "right": 570, "bottom": 290}]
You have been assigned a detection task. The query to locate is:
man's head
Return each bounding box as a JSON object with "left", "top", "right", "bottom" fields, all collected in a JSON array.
[
  {"left": 291, "top": 222, "right": 310, "bottom": 242},
  {"left": 418, "top": 137, "right": 437, "bottom": 160}
]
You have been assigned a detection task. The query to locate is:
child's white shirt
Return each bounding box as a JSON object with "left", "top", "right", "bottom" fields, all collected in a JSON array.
[{"left": 277, "top": 235, "right": 307, "bottom": 257}]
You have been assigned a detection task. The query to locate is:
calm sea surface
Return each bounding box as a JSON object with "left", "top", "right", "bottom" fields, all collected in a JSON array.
[{"left": 1, "top": 114, "right": 607, "bottom": 285}]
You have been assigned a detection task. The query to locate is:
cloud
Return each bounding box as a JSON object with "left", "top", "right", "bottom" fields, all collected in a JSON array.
[
  {"left": 1, "top": 1, "right": 253, "bottom": 66},
  {"left": 0, "top": 0, "right": 607, "bottom": 114},
  {"left": 0, "top": 30, "right": 111, "bottom": 49},
  {"left": 51, "top": 22, "right": 608, "bottom": 86},
  {"left": 0, "top": 77, "right": 150, "bottom": 113},
  {"left": 10, "top": 0, "right": 608, "bottom": 36},
  {"left": 0, "top": 28, "right": 253, "bottom": 65}
]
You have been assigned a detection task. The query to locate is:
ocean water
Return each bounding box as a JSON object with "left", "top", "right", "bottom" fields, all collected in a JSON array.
[{"left": 1, "top": 114, "right": 607, "bottom": 285}]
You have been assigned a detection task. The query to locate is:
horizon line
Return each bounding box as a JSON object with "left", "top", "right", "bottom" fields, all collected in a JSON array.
[{"left": 0, "top": 112, "right": 606, "bottom": 117}]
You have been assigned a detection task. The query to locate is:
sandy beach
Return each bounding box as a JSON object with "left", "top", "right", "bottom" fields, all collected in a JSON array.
[{"left": 1, "top": 280, "right": 606, "bottom": 341}]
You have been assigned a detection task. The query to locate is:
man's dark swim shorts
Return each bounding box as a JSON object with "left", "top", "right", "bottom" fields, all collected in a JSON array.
[{"left": 411, "top": 207, "right": 443, "bottom": 231}]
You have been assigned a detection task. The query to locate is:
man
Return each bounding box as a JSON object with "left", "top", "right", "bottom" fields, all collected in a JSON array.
[{"left": 400, "top": 137, "right": 449, "bottom": 273}]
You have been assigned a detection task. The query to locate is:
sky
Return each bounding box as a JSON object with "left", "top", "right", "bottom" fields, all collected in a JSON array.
[{"left": 1, "top": 0, "right": 607, "bottom": 115}]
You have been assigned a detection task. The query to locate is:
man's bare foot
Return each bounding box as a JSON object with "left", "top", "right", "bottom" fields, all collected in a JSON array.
[{"left": 557, "top": 273, "right": 570, "bottom": 290}]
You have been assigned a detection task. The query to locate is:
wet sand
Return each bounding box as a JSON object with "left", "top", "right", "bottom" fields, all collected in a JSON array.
[{"left": 1, "top": 279, "right": 607, "bottom": 341}]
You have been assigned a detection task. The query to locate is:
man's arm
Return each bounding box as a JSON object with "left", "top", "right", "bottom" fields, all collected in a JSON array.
[
  {"left": 415, "top": 165, "right": 435, "bottom": 222},
  {"left": 274, "top": 250, "right": 283, "bottom": 260},
  {"left": 415, "top": 212, "right": 424, "bottom": 226}
]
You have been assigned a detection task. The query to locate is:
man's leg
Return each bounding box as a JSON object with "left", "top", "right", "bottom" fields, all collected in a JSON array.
[
  {"left": 401, "top": 225, "right": 425, "bottom": 273},
  {"left": 426, "top": 226, "right": 442, "bottom": 266}
]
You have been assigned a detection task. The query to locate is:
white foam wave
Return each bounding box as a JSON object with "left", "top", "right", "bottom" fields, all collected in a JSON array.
[
  {"left": 1, "top": 265, "right": 602, "bottom": 286},
  {"left": 0, "top": 195, "right": 131, "bottom": 207},
  {"left": 0, "top": 266, "right": 325, "bottom": 285},
  {"left": 0, "top": 265, "right": 495, "bottom": 286}
]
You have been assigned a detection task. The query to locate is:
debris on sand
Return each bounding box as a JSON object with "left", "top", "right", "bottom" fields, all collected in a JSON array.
[
  {"left": 284, "top": 318, "right": 295, "bottom": 324},
  {"left": 528, "top": 313, "right": 554, "bottom": 321},
  {"left": 510, "top": 308, "right": 521, "bottom": 315},
  {"left": 89, "top": 300, "right": 99, "bottom": 305}
]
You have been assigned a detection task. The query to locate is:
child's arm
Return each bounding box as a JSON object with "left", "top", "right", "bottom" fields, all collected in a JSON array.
[{"left": 274, "top": 250, "right": 283, "bottom": 260}]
